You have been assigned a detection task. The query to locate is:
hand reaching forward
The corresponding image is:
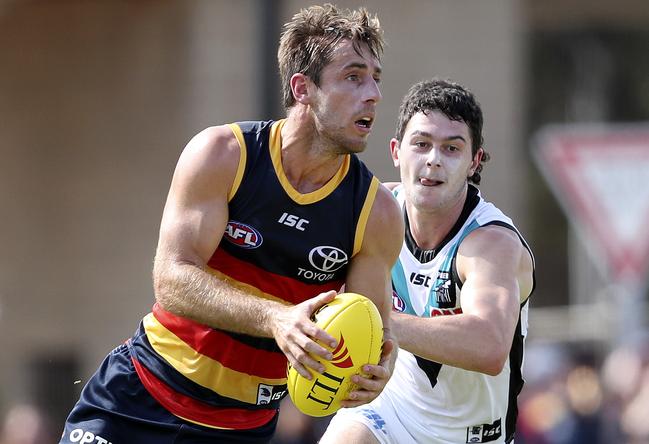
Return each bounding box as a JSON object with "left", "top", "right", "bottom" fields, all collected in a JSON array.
[{"left": 270, "top": 290, "right": 338, "bottom": 380}]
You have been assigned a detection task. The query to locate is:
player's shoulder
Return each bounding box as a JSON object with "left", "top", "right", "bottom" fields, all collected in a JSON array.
[
  {"left": 179, "top": 124, "right": 240, "bottom": 171},
  {"left": 372, "top": 182, "right": 403, "bottom": 223},
  {"left": 460, "top": 223, "right": 527, "bottom": 262},
  {"left": 186, "top": 124, "right": 239, "bottom": 155},
  {"left": 465, "top": 198, "right": 527, "bottom": 253},
  {"left": 362, "top": 182, "right": 404, "bottom": 255}
]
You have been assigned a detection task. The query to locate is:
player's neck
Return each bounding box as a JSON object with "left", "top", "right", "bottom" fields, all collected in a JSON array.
[
  {"left": 280, "top": 111, "right": 346, "bottom": 194},
  {"left": 406, "top": 191, "right": 467, "bottom": 250}
]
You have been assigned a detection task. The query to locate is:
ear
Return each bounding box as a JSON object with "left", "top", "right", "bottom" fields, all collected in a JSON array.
[
  {"left": 389, "top": 138, "right": 400, "bottom": 168},
  {"left": 290, "top": 73, "right": 310, "bottom": 105},
  {"left": 468, "top": 147, "right": 484, "bottom": 177}
]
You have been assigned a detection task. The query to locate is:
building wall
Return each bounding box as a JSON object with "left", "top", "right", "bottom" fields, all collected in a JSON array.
[
  {"left": 0, "top": 0, "right": 260, "bottom": 425},
  {"left": 6, "top": 0, "right": 644, "bottom": 435}
]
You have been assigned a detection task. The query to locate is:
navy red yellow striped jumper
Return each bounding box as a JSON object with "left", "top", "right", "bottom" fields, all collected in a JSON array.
[{"left": 129, "top": 119, "right": 380, "bottom": 430}]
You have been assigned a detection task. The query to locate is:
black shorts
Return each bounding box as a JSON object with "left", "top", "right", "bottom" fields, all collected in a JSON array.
[{"left": 59, "top": 342, "right": 278, "bottom": 444}]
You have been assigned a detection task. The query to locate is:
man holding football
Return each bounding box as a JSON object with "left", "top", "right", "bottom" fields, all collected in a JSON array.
[{"left": 59, "top": 4, "right": 402, "bottom": 444}]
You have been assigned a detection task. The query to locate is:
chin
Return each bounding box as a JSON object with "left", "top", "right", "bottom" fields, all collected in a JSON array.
[
  {"left": 347, "top": 142, "right": 367, "bottom": 154},
  {"left": 412, "top": 189, "right": 443, "bottom": 208},
  {"left": 337, "top": 138, "right": 367, "bottom": 154}
]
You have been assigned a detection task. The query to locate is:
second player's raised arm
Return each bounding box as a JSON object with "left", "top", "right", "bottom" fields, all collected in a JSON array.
[{"left": 393, "top": 225, "right": 531, "bottom": 375}]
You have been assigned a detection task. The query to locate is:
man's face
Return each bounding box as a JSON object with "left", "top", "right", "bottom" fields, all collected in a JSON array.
[
  {"left": 309, "top": 39, "right": 382, "bottom": 154},
  {"left": 391, "top": 110, "right": 482, "bottom": 213}
]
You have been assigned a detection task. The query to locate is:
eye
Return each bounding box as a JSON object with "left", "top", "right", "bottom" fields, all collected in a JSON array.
[
  {"left": 347, "top": 74, "right": 360, "bottom": 81},
  {"left": 373, "top": 76, "right": 381, "bottom": 84},
  {"left": 414, "top": 141, "right": 429, "bottom": 149}
]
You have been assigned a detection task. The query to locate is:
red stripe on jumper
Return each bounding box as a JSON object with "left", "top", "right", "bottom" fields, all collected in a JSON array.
[
  {"left": 132, "top": 353, "right": 277, "bottom": 430},
  {"left": 208, "top": 247, "right": 343, "bottom": 304},
  {"left": 152, "top": 303, "right": 286, "bottom": 379}
]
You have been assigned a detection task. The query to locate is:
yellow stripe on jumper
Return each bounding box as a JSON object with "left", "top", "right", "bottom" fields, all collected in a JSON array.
[
  {"left": 269, "top": 119, "right": 351, "bottom": 205},
  {"left": 353, "top": 176, "right": 380, "bottom": 256},
  {"left": 143, "top": 313, "right": 286, "bottom": 404},
  {"left": 226, "top": 123, "right": 248, "bottom": 202}
]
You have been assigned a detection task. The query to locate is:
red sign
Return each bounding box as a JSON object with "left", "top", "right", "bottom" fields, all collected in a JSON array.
[{"left": 534, "top": 124, "right": 649, "bottom": 283}]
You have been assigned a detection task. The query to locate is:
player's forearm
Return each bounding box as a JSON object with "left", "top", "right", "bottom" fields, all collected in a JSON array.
[
  {"left": 391, "top": 312, "right": 508, "bottom": 376},
  {"left": 153, "top": 258, "right": 285, "bottom": 338}
]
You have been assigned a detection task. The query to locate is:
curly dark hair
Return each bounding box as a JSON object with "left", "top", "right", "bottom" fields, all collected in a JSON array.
[
  {"left": 278, "top": 4, "right": 384, "bottom": 109},
  {"left": 394, "top": 78, "right": 490, "bottom": 185}
]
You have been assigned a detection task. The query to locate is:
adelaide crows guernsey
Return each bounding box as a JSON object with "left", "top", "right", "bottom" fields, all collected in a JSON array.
[
  {"left": 130, "top": 120, "right": 380, "bottom": 430},
  {"left": 382, "top": 184, "right": 534, "bottom": 443}
]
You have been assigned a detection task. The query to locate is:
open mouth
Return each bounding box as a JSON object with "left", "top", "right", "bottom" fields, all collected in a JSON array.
[{"left": 355, "top": 117, "right": 373, "bottom": 130}]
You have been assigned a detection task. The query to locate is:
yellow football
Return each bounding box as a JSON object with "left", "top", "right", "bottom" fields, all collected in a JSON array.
[{"left": 287, "top": 292, "right": 383, "bottom": 417}]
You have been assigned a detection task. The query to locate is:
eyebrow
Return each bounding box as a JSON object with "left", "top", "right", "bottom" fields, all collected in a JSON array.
[
  {"left": 343, "top": 61, "right": 382, "bottom": 75},
  {"left": 409, "top": 130, "right": 466, "bottom": 143}
]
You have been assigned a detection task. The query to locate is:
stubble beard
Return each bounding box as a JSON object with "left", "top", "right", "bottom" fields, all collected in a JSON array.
[
  {"left": 316, "top": 120, "right": 368, "bottom": 155},
  {"left": 312, "top": 101, "right": 368, "bottom": 155}
]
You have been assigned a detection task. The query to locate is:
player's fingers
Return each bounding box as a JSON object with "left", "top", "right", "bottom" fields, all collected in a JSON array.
[
  {"left": 287, "top": 350, "right": 320, "bottom": 380},
  {"left": 340, "top": 387, "right": 377, "bottom": 406},
  {"left": 290, "top": 362, "right": 313, "bottom": 380},
  {"left": 292, "top": 318, "right": 334, "bottom": 359},
  {"left": 303, "top": 336, "right": 334, "bottom": 360},
  {"left": 380, "top": 338, "right": 395, "bottom": 360},
  {"left": 285, "top": 348, "right": 315, "bottom": 380},
  {"left": 350, "top": 373, "right": 382, "bottom": 392},
  {"left": 302, "top": 292, "right": 338, "bottom": 348},
  {"left": 357, "top": 363, "right": 389, "bottom": 380},
  {"left": 291, "top": 344, "right": 326, "bottom": 375},
  {"left": 304, "top": 323, "right": 337, "bottom": 350},
  {"left": 303, "top": 290, "right": 336, "bottom": 316},
  {"left": 312, "top": 289, "right": 337, "bottom": 305},
  {"left": 304, "top": 290, "right": 336, "bottom": 315}
]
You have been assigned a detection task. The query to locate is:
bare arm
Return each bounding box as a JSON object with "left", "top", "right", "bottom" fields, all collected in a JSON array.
[
  {"left": 340, "top": 183, "right": 404, "bottom": 406},
  {"left": 392, "top": 225, "right": 533, "bottom": 376},
  {"left": 153, "top": 125, "right": 335, "bottom": 378}
]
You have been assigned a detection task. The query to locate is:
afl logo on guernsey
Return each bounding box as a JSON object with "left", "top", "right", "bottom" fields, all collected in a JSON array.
[
  {"left": 224, "top": 221, "right": 263, "bottom": 249},
  {"left": 308, "top": 246, "right": 348, "bottom": 272},
  {"left": 392, "top": 290, "right": 406, "bottom": 312}
]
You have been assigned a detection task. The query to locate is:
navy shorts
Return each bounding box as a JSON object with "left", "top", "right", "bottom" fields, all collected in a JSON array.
[{"left": 59, "top": 342, "right": 278, "bottom": 444}]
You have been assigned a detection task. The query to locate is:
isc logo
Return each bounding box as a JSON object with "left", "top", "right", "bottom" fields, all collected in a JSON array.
[
  {"left": 278, "top": 212, "right": 309, "bottom": 231},
  {"left": 223, "top": 221, "right": 263, "bottom": 248},
  {"left": 466, "top": 418, "right": 502, "bottom": 443},
  {"left": 410, "top": 272, "right": 432, "bottom": 287},
  {"left": 257, "top": 384, "right": 286, "bottom": 405}
]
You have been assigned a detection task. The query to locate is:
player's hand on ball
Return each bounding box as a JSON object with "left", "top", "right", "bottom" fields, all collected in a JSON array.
[
  {"left": 270, "top": 290, "right": 338, "bottom": 380},
  {"left": 287, "top": 292, "right": 384, "bottom": 416},
  {"left": 340, "top": 337, "right": 395, "bottom": 408}
]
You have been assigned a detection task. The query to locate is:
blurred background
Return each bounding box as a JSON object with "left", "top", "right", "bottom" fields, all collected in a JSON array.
[{"left": 1, "top": 0, "right": 649, "bottom": 443}]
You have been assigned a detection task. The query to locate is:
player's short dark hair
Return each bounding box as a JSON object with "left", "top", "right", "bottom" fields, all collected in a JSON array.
[
  {"left": 395, "top": 78, "right": 490, "bottom": 185},
  {"left": 278, "top": 3, "right": 384, "bottom": 109}
]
